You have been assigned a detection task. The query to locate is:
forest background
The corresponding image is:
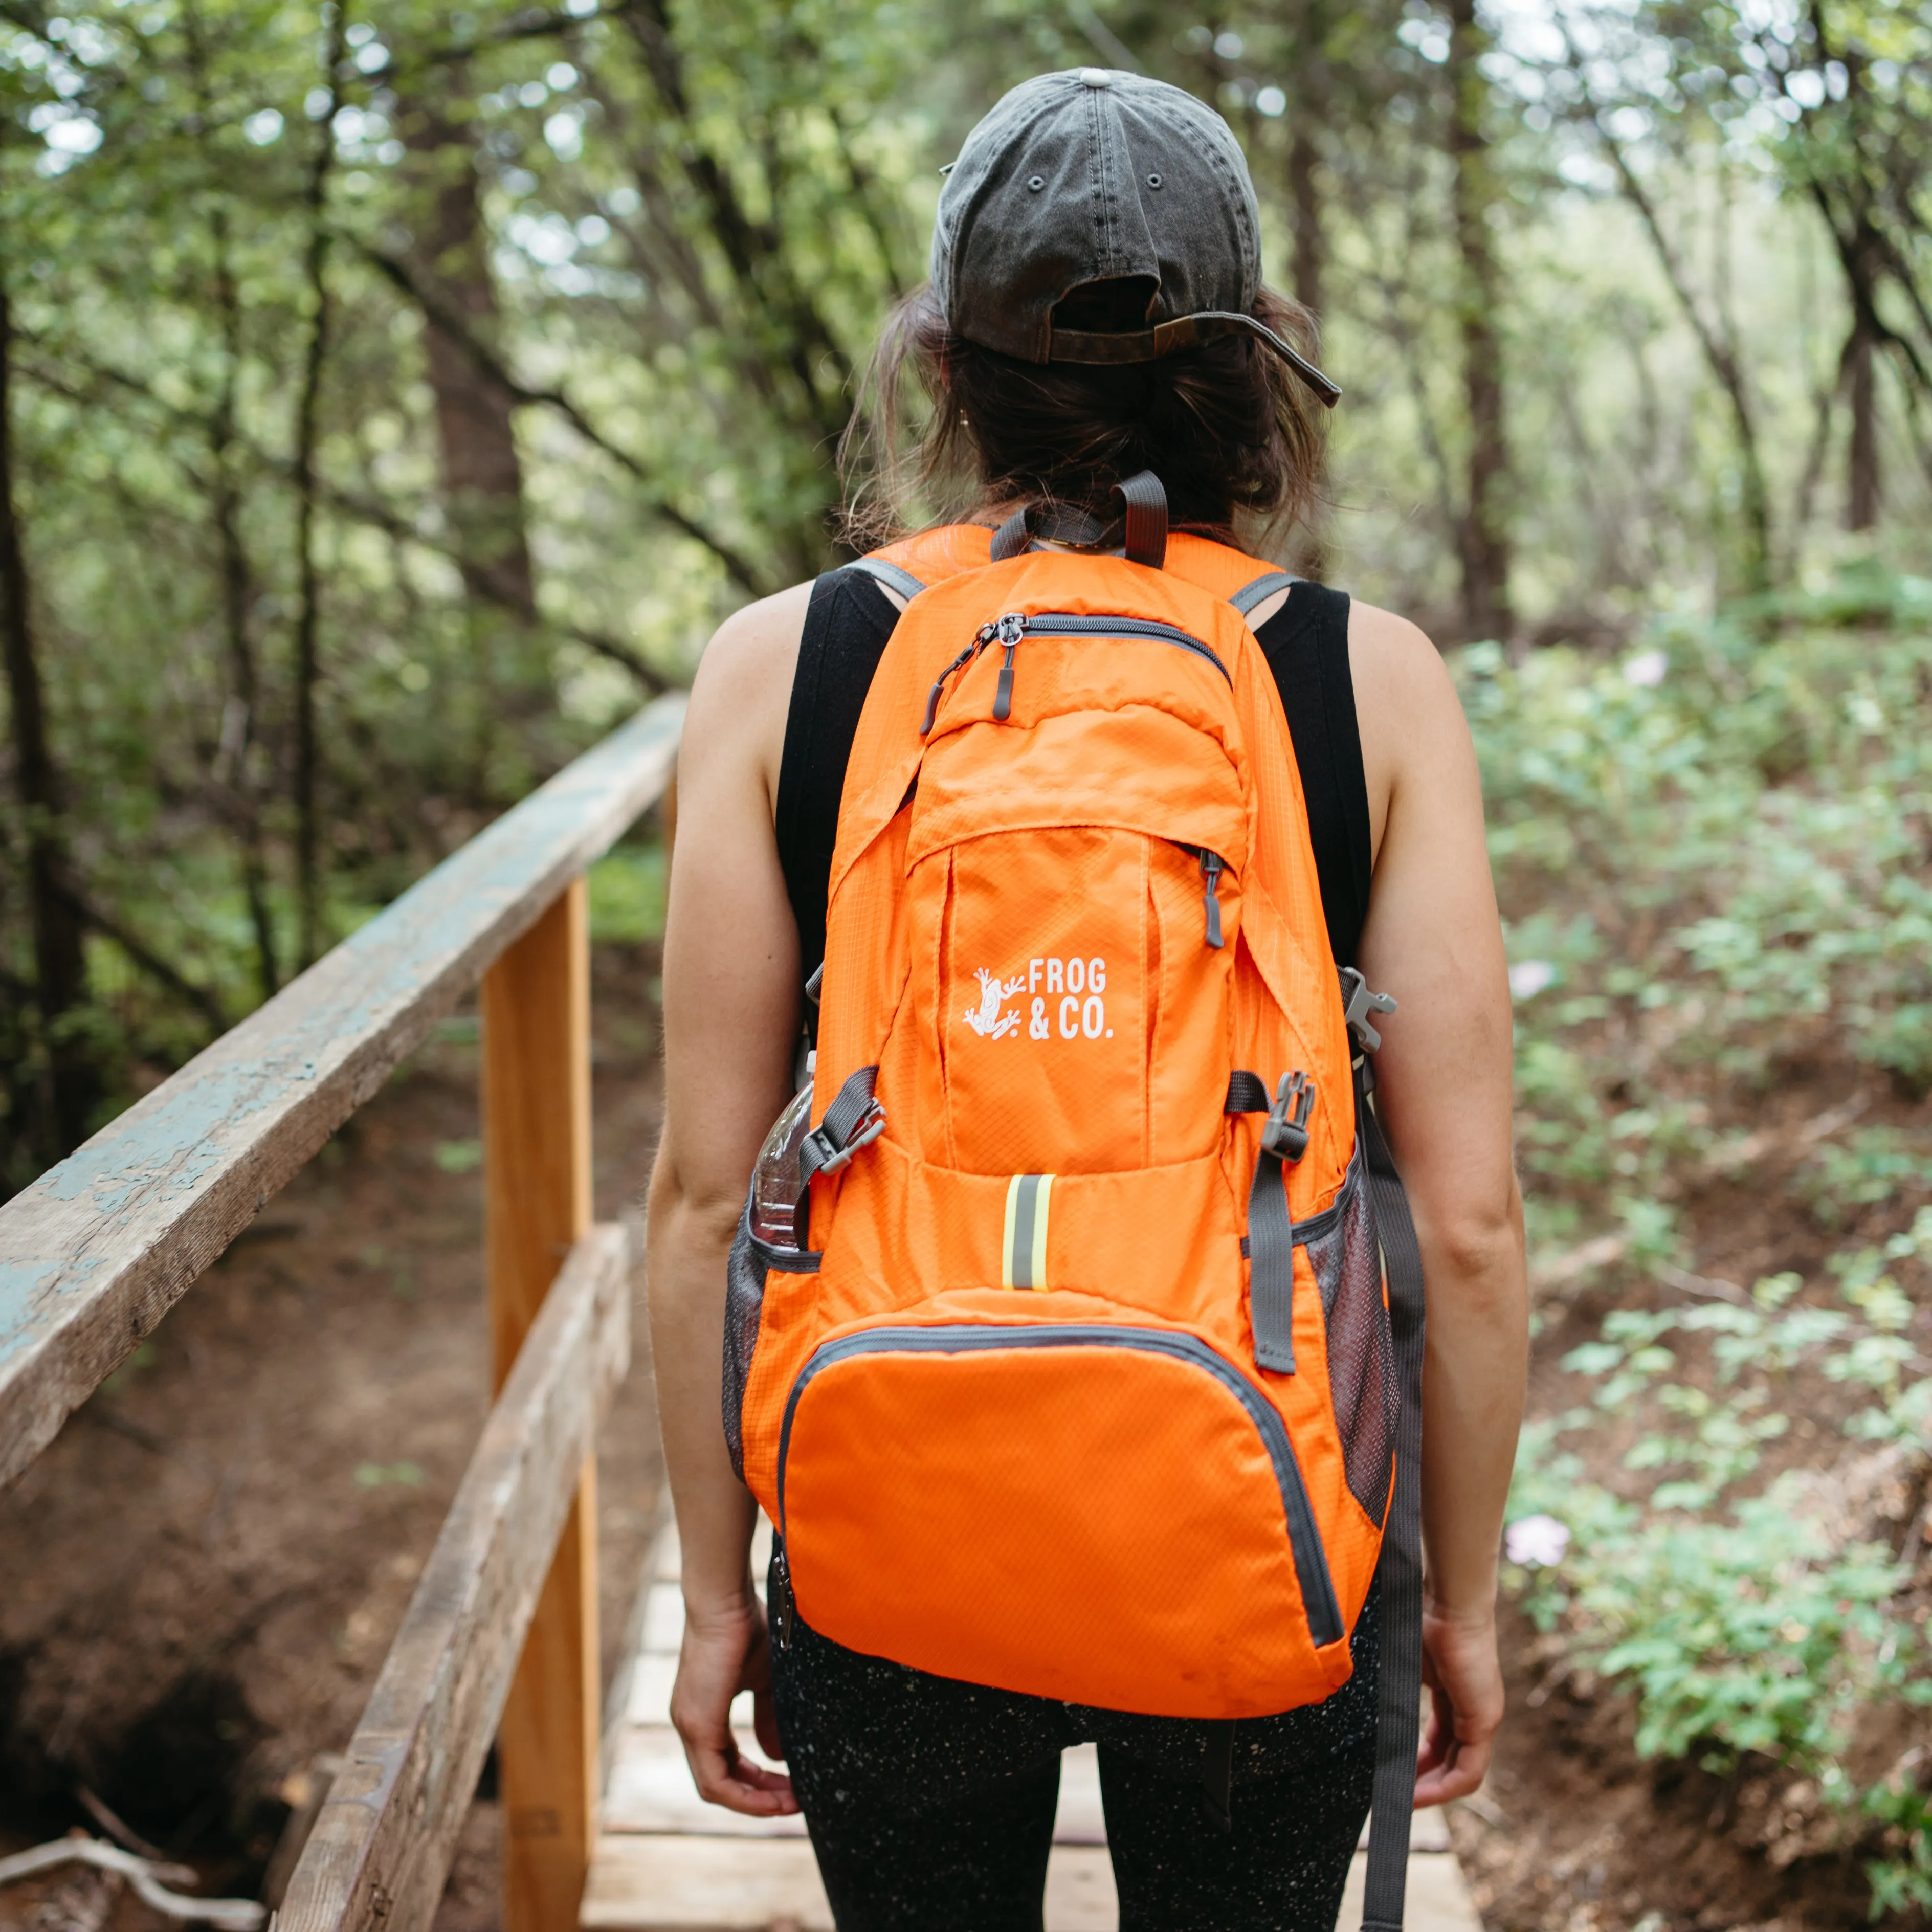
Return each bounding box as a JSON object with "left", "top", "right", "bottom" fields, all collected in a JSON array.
[
  {"left": 4, "top": 0, "right": 1926, "bottom": 1180},
  {"left": 3, "top": 0, "right": 1932, "bottom": 1920}
]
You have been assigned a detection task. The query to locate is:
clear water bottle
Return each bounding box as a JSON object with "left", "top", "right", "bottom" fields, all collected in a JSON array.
[{"left": 750, "top": 1076, "right": 815, "bottom": 1249}]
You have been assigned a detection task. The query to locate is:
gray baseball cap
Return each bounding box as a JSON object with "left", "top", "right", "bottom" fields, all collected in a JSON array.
[{"left": 932, "top": 68, "right": 1339, "bottom": 407}]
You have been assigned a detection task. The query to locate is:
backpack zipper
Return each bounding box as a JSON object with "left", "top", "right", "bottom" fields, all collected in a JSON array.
[
  {"left": 774, "top": 1321, "right": 1342, "bottom": 1647},
  {"left": 923, "top": 611, "right": 1232, "bottom": 734}
]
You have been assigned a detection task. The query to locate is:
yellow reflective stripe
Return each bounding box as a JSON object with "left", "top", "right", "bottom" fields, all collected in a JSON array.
[
  {"left": 1001, "top": 1174, "right": 1054, "bottom": 1291},
  {"left": 1030, "top": 1173, "right": 1053, "bottom": 1292}
]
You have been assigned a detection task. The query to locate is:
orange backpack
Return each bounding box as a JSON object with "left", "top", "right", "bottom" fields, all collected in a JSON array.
[{"left": 726, "top": 479, "right": 1427, "bottom": 1928}]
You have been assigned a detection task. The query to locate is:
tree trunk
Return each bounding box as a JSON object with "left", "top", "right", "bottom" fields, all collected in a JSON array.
[
  {"left": 1286, "top": 100, "right": 1330, "bottom": 579},
  {"left": 1447, "top": 0, "right": 1513, "bottom": 644},
  {"left": 397, "top": 74, "right": 549, "bottom": 760},
  {"left": 0, "top": 283, "right": 94, "bottom": 1161},
  {"left": 207, "top": 208, "right": 280, "bottom": 1003},
  {"left": 1847, "top": 327, "right": 1880, "bottom": 529},
  {"left": 1288, "top": 123, "right": 1325, "bottom": 327},
  {"left": 293, "top": 4, "right": 347, "bottom": 969}
]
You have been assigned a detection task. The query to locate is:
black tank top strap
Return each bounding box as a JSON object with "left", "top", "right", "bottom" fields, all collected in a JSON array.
[
  {"left": 774, "top": 568, "right": 901, "bottom": 986},
  {"left": 1250, "top": 580, "right": 1374, "bottom": 968},
  {"left": 775, "top": 566, "right": 1373, "bottom": 983}
]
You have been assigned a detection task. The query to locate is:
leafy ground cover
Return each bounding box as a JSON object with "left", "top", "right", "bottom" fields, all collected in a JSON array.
[{"left": 1468, "top": 567, "right": 1932, "bottom": 1925}]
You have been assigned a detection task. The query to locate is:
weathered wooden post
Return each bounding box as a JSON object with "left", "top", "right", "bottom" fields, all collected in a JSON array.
[{"left": 482, "top": 877, "right": 599, "bottom": 1932}]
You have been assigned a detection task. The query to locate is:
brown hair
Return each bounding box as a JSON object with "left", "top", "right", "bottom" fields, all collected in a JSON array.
[{"left": 838, "top": 278, "right": 1327, "bottom": 552}]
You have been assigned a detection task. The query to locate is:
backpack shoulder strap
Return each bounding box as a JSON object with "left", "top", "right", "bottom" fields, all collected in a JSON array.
[
  {"left": 846, "top": 554, "right": 929, "bottom": 602},
  {"left": 1228, "top": 568, "right": 1298, "bottom": 614}
]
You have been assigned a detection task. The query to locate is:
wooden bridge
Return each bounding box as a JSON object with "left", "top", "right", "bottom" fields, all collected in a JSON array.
[{"left": 0, "top": 697, "right": 1482, "bottom": 1932}]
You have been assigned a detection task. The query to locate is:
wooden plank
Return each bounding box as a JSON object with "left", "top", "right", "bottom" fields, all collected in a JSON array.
[
  {"left": 583, "top": 1837, "right": 1480, "bottom": 1932},
  {"left": 278, "top": 1223, "right": 630, "bottom": 1932},
  {"left": 579, "top": 1839, "right": 1120, "bottom": 1932},
  {"left": 580, "top": 1838, "right": 831, "bottom": 1932},
  {"left": 0, "top": 695, "right": 684, "bottom": 1490},
  {"left": 483, "top": 881, "right": 601, "bottom": 1932},
  {"left": 600, "top": 1495, "right": 675, "bottom": 1791}
]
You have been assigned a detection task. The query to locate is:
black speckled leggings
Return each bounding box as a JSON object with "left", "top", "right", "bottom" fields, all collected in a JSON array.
[{"left": 769, "top": 1550, "right": 1379, "bottom": 1932}]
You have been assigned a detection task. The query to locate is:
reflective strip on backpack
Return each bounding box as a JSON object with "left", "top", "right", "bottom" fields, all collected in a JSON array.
[{"left": 1001, "top": 1173, "right": 1054, "bottom": 1291}]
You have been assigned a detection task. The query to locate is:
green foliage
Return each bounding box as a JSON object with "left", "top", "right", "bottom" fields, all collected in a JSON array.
[
  {"left": 587, "top": 844, "right": 667, "bottom": 945},
  {"left": 1467, "top": 573, "right": 1932, "bottom": 1267},
  {"left": 1511, "top": 1218, "right": 1932, "bottom": 1902},
  {"left": 431, "top": 1137, "right": 481, "bottom": 1173},
  {"left": 1494, "top": 576, "right": 1932, "bottom": 1911},
  {"left": 353, "top": 1459, "right": 425, "bottom": 1488}
]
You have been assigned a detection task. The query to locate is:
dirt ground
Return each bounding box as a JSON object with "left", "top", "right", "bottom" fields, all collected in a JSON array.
[
  {"left": 0, "top": 942, "right": 668, "bottom": 1932},
  {"left": 1446, "top": 1049, "right": 1932, "bottom": 1932}
]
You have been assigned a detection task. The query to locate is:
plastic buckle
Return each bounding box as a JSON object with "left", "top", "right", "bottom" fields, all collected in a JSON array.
[
  {"left": 1339, "top": 967, "right": 1398, "bottom": 1054},
  {"left": 1261, "top": 1071, "right": 1315, "bottom": 1163},
  {"left": 806, "top": 1097, "right": 886, "bottom": 1177}
]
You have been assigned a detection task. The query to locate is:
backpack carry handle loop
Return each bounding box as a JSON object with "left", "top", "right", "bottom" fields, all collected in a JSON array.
[
  {"left": 1111, "top": 469, "right": 1167, "bottom": 569},
  {"left": 986, "top": 471, "right": 1168, "bottom": 570}
]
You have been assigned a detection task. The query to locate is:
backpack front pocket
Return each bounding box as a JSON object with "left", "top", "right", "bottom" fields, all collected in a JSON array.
[
  {"left": 909, "top": 826, "right": 1238, "bottom": 1174},
  {"left": 774, "top": 1319, "right": 1348, "bottom": 1719}
]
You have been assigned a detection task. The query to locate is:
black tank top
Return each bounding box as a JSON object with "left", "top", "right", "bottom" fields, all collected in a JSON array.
[{"left": 775, "top": 568, "right": 1372, "bottom": 982}]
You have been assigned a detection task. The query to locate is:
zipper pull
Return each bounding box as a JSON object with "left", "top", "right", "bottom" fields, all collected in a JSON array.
[
  {"left": 921, "top": 637, "right": 982, "bottom": 736},
  {"left": 991, "top": 613, "right": 1025, "bottom": 722},
  {"left": 1199, "top": 849, "right": 1225, "bottom": 948}
]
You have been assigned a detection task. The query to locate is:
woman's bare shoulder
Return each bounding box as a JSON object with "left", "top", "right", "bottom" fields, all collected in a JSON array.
[
  {"left": 1345, "top": 599, "right": 1473, "bottom": 856},
  {"left": 1347, "top": 598, "right": 1454, "bottom": 701},
  {"left": 681, "top": 579, "right": 817, "bottom": 802}
]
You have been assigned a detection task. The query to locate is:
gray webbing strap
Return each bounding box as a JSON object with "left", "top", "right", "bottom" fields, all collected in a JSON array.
[
  {"left": 1112, "top": 470, "right": 1167, "bottom": 569},
  {"left": 1356, "top": 1054, "right": 1427, "bottom": 1932},
  {"left": 796, "top": 1065, "right": 884, "bottom": 1190},
  {"left": 846, "top": 555, "right": 927, "bottom": 602},
  {"left": 989, "top": 508, "right": 1030, "bottom": 561},
  {"left": 1247, "top": 1140, "right": 1298, "bottom": 1373},
  {"left": 1228, "top": 569, "right": 1297, "bottom": 615},
  {"left": 1245, "top": 1070, "right": 1313, "bottom": 1375}
]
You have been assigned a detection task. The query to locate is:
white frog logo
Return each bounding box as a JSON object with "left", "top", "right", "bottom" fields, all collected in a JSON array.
[{"left": 962, "top": 967, "right": 1026, "bottom": 1040}]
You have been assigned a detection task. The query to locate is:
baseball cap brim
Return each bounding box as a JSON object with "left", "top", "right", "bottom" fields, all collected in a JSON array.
[{"left": 1048, "top": 309, "right": 1342, "bottom": 409}]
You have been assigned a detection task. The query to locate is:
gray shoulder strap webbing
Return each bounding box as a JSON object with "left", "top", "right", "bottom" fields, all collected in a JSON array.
[
  {"left": 847, "top": 555, "right": 927, "bottom": 602},
  {"left": 1356, "top": 1051, "right": 1428, "bottom": 1932},
  {"left": 1229, "top": 569, "right": 1298, "bottom": 615}
]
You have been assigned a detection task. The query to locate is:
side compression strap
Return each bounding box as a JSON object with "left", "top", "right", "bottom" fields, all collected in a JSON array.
[
  {"left": 1228, "top": 569, "right": 1298, "bottom": 615},
  {"left": 1356, "top": 1056, "right": 1428, "bottom": 1932},
  {"left": 796, "top": 1065, "right": 885, "bottom": 1192},
  {"left": 1248, "top": 1137, "right": 1299, "bottom": 1374},
  {"left": 1231, "top": 1069, "right": 1314, "bottom": 1375},
  {"left": 846, "top": 555, "right": 927, "bottom": 602}
]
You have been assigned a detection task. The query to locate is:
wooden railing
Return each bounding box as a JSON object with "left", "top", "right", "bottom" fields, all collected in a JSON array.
[{"left": 0, "top": 693, "right": 685, "bottom": 1932}]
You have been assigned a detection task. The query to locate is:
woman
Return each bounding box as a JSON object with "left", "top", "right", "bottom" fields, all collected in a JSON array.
[{"left": 647, "top": 68, "right": 1528, "bottom": 1932}]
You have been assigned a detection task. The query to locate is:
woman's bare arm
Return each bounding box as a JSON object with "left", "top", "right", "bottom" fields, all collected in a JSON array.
[
  {"left": 1351, "top": 602, "right": 1529, "bottom": 1807},
  {"left": 647, "top": 581, "right": 812, "bottom": 1815}
]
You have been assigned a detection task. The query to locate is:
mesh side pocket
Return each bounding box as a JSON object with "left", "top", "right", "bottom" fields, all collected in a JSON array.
[
  {"left": 1298, "top": 1146, "right": 1398, "bottom": 1523},
  {"left": 723, "top": 1198, "right": 821, "bottom": 1483}
]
